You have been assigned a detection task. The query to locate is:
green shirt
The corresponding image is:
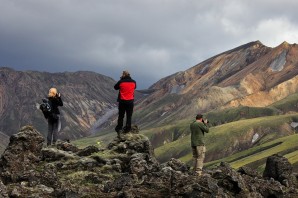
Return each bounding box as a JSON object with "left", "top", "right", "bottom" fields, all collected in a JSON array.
[{"left": 190, "top": 120, "right": 209, "bottom": 146}]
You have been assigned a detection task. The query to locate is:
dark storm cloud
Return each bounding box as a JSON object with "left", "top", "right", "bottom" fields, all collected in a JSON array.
[{"left": 0, "top": 0, "right": 298, "bottom": 88}]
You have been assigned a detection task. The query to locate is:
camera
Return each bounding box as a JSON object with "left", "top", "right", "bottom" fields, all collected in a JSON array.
[{"left": 202, "top": 119, "right": 209, "bottom": 124}]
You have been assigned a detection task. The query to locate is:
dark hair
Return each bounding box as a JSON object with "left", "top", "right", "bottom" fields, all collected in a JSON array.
[{"left": 196, "top": 114, "right": 203, "bottom": 120}]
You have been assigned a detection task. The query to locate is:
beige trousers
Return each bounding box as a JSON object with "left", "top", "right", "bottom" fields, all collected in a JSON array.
[{"left": 192, "top": 145, "right": 206, "bottom": 175}]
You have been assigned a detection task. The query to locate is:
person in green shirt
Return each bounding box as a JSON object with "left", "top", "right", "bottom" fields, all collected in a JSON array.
[{"left": 190, "top": 114, "right": 209, "bottom": 176}]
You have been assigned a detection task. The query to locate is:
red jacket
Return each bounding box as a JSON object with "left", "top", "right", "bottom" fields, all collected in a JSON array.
[{"left": 114, "top": 76, "right": 136, "bottom": 101}]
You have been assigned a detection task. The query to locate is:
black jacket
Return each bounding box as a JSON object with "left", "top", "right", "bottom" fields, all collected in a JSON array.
[{"left": 48, "top": 96, "right": 63, "bottom": 114}]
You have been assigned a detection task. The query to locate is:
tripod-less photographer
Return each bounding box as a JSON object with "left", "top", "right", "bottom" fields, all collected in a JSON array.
[
  {"left": 47, "top": 87, "right": 63, "bottom": 146},
  {"left": 190, "top": 114, "right": 209, "bottom": 176}
]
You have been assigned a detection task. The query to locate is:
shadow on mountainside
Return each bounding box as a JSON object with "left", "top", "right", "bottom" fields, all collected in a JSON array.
[{"left": 0, "top": 125, "right": 297, "bottom": 197}]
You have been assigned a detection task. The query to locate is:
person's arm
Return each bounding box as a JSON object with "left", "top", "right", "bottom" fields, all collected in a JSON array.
[
  {"left": 199, "top": 122, "right": 209, "bottom": 133},
  {"left": 57, "top": 96, "right": 63, "bottom": 106},
  {"left": 114, "top": 81, "right": 121, "bottom": 90},
  {"left": 52, "top": 95, "right": 63, "bottom": 107}
]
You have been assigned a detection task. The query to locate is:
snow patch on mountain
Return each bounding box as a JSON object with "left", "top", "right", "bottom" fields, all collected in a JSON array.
[
  {"left": 290, "top": 122, "right": 298, "bottom": 128},
  {"left": 170, "top": 85, "right": 185, "bottom": 94},
  {"left": 252, "top": 133, "right": 259, "bottom": 143},
  {"left": 270, "top": 50, "right": 287, "bottom": 71},
  {"left": 161, "top": 112, "right": 167, "bottom": 117}
]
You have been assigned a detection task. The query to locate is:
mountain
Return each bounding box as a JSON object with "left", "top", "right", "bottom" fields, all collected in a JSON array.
[
  {"left": 129, "top": 41, "right": 298, "bottom": 171},
  {"left": 0, "top": 67, "right": 118, "bottom": 139},
  {"left": 84, "top": 41, "right": 298, "bottom": 172},
  {"left": 0, "top": 41, "right": 298, "bottom": 173},
  {"left": 133, "top": 41, "right": 298, "bottom": 128}
]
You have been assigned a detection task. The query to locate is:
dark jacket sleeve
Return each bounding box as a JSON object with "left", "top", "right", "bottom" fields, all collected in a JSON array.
[
  {"left": 114, "top": 80, "right": 121, "bottom": 90},
  {"left": 56, "top": 96, "right": 63, "bottom": 106},
  {"left": 134, "top": 80, "right": 137, "bottom": 89},
  {"left": 50, "top": 96, "right": 63, "bottom": 114}
]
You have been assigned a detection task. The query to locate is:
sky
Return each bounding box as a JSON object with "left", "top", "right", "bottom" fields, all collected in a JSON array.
[{"left": 1, "top": 0, "right": 298, "bottom": 89}]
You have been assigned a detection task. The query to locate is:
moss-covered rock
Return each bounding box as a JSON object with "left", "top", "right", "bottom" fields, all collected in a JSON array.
[{"left": 0, "top": 125, "right": 298, "bottom": 197}]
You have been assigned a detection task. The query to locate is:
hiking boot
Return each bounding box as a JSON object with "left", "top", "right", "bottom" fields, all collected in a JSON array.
[
  {"left": 191, "top": 171, "right": 202, "bottom": 177},
  {"left": 115, "top": 126, "right": 123, "bottom": 132},
  {"left": 123, "top": 126, "right": 131, "bottom": 133},
  {"left": 117, "top": 129, "right": 124, "bottom": 137}
]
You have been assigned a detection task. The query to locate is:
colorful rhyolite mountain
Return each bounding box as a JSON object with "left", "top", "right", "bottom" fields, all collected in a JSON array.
[{"left": 134, "top": 41, "right": 298, "bottom": 128}]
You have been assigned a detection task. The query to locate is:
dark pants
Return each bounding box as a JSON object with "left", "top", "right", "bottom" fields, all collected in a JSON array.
[
  {"left": 116, "top": 101, "right": 134, "bottom": 131},
  {"left": 47, "top": 116, "right": 59, "bottom": 146}
]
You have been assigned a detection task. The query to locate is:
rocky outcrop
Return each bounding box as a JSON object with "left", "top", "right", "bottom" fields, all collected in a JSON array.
[
  {"left": 263, "top": 154, "right": 298, "bottom": 187},
  {"left": 0, "top": 131, "right": 9, "bottom": 157},
  {"left": 0, "top": 125, "right": 297, "bottom": 197},
  {"left": 0, "top": 126, "right": 44, "bottom": 184}
]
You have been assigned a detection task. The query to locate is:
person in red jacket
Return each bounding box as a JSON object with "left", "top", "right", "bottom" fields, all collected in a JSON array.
[{"left": 114, "top": 71, "right": 137, "bottom": 135}]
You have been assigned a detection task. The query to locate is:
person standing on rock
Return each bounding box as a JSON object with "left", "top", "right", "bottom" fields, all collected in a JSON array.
[
  {"left": 47, "top": 87, "right": 63, "bottom": 146},
  {"left": 190, "top": 114, "right": 209, "bottom": 176},
  {"left": 114, "top": 71, "right": 136, "bottom": 135}
]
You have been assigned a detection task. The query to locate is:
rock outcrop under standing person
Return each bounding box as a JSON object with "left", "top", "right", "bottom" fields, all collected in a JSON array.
[{"left": 0, "top": 125, "right": 297, "bottom": 197}]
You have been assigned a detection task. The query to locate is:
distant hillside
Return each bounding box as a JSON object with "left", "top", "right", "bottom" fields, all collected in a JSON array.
[
  {"left": 269, "top": 92, "right": 298, "bottom": 113},
  {"left": 205, "top": 106, "right": 279, "bottom": 126},
  {"left": 0, "top": 67, "right": 118, "bottom": 140},
  {"left": 133, "top": 41, "right": 298, "bottom": 130},
  {"left": 204, "top": 133, "right": 298, "bottom": 172},
  {"left": 153, "top": 113, "right": 298, "bottom": 169}
]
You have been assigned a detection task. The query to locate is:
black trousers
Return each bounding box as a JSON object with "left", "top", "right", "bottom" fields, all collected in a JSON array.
[
  {"left": 47, "top": 116, "right": 59, "bottom": 145},
  {"left": 116, "top": 101, "right": 134, "bottom": 131}
]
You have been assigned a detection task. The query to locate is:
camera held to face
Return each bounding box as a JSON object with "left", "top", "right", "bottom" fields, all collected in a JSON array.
[{"left": 202, "top": 119, "right": 209, "bottom": 124}]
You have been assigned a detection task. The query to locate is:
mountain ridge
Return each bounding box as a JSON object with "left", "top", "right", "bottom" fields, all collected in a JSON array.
[
  {"left": 132, "top": 41, "right": 298, "bottom": 130},
  {"left": 0, "top": 67, "right": 118, "bottom": 139}
]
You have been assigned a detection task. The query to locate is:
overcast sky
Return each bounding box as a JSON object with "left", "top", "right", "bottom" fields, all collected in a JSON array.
[{"left": 1, "top": 0, "right": 298, "bottom": 89}]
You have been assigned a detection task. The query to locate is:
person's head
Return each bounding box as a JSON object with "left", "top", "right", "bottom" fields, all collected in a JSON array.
[
  {"left": 196, "top": 114, "right": 203, "bottom": 121},
  {"left": 48, "top": 87, "right": 57, "bottom": 97},
  {"left": 121, "top": 70, "right": 130, "bottom": 78}
]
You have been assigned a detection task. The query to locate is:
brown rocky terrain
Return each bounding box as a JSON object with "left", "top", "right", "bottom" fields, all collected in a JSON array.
[
  {"left": 0, "top": 67, "right": 118, "bottom": 140},
  {"left": 0, "top": 125, "right": 297, "bottom": 197},
  {"left": 0, "top": 132, "right": 9, "bottom": 155},
  {"left": 134, "top": 41, "right": 298, "bottom": 128}
]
